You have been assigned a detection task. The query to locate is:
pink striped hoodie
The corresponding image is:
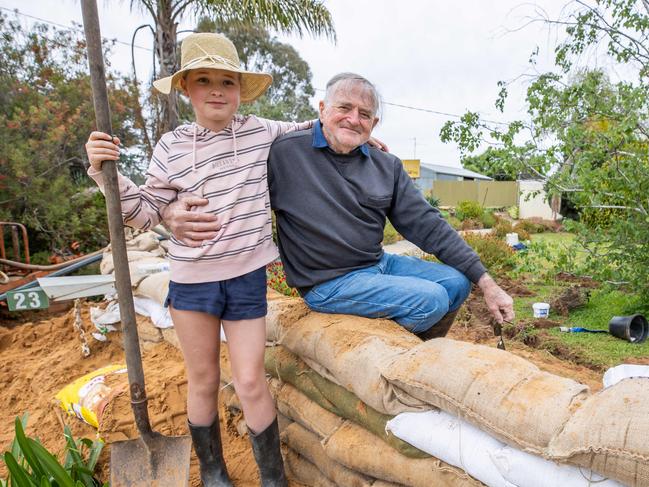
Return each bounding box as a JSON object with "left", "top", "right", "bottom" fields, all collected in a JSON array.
[{"left": 88, "top": 114, "right": 312, "bottom": 283}]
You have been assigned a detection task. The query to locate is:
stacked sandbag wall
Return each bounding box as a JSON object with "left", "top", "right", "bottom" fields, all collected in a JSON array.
[
  {"left": 219, "top": 345, "right": 481, "bottom": 487},
  {"left": 265, "top": 292, "right": 648, "bottom": 487},
  {"left": 98, "top": 238, "right": 648, "bottom": 487}
]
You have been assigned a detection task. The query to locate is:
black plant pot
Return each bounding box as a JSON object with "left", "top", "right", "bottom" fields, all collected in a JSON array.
[{"left": 608, "top": 314, "right": 648, "bottom": 344}]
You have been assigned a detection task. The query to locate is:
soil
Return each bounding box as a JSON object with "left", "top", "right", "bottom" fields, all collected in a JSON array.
[
  {"left": 0, "top": 303, "right": 305, "bottom": 486},
  {"left": 549, "top": 286, "right": 591, "bottom": 316},
  {"left": 450, "top": 281, "right": 604, "bottom": 391},
  {"left": 0, "top": 278, "right": 609, "bottom": 483}
]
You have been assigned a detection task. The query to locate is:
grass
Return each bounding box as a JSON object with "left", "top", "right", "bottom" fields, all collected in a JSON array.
[
  {"left": 552, "top": 288, "right": 648, "bottom": 367},
  {"left": 507, "top": 232, "right": 648, "bottom": 369}
]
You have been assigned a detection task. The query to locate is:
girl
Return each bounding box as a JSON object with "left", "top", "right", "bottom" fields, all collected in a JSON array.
[{"left": 86, "top": 32, "right": 311, "bottom": 486}]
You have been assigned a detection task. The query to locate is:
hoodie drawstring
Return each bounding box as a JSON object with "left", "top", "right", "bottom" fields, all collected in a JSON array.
[
  {"left": 191, "top": 119, "right": 238, "bottom": 171},
  {"left": 231, "top": 119, "right": 238, "bottom": 163},
  {"left": 192, "top": 123, "right": 197, "bottom": 172}
]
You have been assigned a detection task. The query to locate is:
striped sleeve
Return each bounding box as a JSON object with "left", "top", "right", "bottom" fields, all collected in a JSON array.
[
  {"left": 87, "top": 139, "right": 176, "bottom": 231},
  {"left": 256, "top": 117, "right": 315, "bottom": 141}
]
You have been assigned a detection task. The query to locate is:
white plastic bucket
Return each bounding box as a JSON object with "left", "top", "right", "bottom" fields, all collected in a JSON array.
[
  {"left": 532, "top": 302, "right": 550, "bottom": 318},
  {"left": 506, "top": 233, "right": 519, "bottom": 246}
]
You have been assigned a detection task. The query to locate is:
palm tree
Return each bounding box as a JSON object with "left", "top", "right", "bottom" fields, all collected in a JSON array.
[{"left": 131, "top": 0, "right": 335, "bottom": 135}]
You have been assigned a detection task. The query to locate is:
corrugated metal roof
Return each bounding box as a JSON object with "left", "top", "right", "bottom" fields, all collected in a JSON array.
[{"left": 420, "top": 163, "right": 492, "bottom": 180}]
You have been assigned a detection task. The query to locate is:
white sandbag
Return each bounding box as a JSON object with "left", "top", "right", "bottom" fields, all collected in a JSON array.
[
  {"left": 386, "top": 410, "right": 510, "bottom": 487},
  {"left": 491, "top": 445, "right": 626, "bottom": 487},
  {"left": 603, "top": 364, "right": 649, "bottom": 388},
  {"left": 133, "top": 296, "right": 173, "bottom": 329}
]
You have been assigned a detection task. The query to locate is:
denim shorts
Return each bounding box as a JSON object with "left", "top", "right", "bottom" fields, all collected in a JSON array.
[{"left": 165, "top": 266, "right": 267, "bottom": 320}]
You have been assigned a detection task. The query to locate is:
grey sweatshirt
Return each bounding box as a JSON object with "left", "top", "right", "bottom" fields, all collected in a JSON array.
[{"left": 268, "top": 126, "right": 486, "bottom": 293}]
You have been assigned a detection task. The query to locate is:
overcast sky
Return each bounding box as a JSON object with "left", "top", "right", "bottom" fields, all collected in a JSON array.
[{"left": 0, "top": 0, "right": 572, "bottom": 166}]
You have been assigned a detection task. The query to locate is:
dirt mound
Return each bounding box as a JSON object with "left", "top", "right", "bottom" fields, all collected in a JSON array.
[
  {"left": 549, "top": 286, "right": 590, "bottom": 316},
  {"left": 0, "top": 302, "right": 305, "bottom": 486}
]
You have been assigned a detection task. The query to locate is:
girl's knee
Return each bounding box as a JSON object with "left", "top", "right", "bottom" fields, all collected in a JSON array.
[{"left": 233, "top": 371, "right": 267, "bottom": 401}]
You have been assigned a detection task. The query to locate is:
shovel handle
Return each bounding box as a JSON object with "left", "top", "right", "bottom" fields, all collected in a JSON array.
[{"left": 81, "top": 0, "right": 152, "bottom": 437}]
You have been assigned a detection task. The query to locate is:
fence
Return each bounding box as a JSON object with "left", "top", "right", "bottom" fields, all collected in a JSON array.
[{"left": 431, "top": 181, "right": 518, "bottom": 208}]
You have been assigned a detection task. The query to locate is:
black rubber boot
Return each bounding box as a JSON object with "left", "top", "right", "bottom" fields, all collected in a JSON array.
[
  {"left": 416, "top": 309, "right": 459, "bottom": 341},
  {"left": 188, "top": 419, "right": 233, "bottom": 487},
  {"left": 248, "top": 417, "right": 288, "bottom": 487}
]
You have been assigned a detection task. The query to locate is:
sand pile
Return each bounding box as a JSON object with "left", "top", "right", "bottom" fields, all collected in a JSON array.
[{"left": 0, "top": 302, "right": 304, "bottom": 486}]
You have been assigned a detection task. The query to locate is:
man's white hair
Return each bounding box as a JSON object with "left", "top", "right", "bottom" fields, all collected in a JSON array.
[{"left": 323, "top": 72, "right": 382, "bottom": 117}]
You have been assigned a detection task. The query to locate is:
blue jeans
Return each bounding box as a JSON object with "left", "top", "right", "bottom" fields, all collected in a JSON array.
[{"left": 303, "top": 253, "right": 471, "bottom": 334}]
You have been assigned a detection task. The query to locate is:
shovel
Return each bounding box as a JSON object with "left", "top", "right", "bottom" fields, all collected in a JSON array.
[{"left": 80, "top": 2, "right": 191, "bottom": 485}]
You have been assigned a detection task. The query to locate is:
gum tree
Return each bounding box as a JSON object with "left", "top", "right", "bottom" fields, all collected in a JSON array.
[
  {"left": 0, "top": 13, "right": 142, "bottom": 256},
  {"left": 440, "top": 0, "right": 649, "bottom": 303}
]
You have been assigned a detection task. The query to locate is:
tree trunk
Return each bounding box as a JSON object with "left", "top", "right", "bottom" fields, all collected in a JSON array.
[{"left": 154, "top": 0, "right": 179, "bottom": 135}]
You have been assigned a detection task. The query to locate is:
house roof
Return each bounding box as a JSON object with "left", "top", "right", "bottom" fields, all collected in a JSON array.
[{"left": 420, "top": 163, "right": 492, "bottom": 180}]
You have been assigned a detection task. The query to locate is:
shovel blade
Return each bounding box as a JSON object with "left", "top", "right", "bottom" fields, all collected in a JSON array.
[{"left": 110, "top": 434, "right": 192, "bottom": 487}]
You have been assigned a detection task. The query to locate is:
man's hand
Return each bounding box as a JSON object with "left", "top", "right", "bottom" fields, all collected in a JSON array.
[
  {"left": 161, "top": 197, "right": 221, "bottom": 247},
  {"left": 477, "top": 273, "right": 514, "bottom": 324},
  {"left": 368, "top": 136, "right": 389, "bottom": 152}
]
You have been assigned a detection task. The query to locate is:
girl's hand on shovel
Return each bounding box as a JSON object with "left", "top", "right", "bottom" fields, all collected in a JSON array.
[{"left": 85, "top": 131, "right": 121, "bottom": 171}]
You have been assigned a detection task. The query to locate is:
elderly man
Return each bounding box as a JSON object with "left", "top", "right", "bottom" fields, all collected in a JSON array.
[{"left": 164, "top": 72, "right": 514, "bottom": 338}]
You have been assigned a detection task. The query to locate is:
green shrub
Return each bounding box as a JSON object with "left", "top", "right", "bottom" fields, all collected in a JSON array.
[
  {"left": 456, "top": 200, "right": 484, "bottom": 221},
  {"left": 514, "top": 219, "right": 546, "bottom": 234},
  {"left": 580, "top": 206, "right": 625, "bottom": 229},
  {"left": 507, "top": 206, "right": 519, "bottom": 219},
  {"left": 463, "top": 233, "right": 515, "bottom": 275},
  {"left": 423, "top": 191, "right": 441, "bottom": 208},
  {"left": 480, "top": 211, "right": 497, "bottom": 229},
  {"left": 493, "top": 220, "right": 514, "bottom": 238},
  {"left": 1, "top": 414, "right": 106, "bottom": 486}
]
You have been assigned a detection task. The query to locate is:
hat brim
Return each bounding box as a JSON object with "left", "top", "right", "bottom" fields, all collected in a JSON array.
[{"left": 153, "top": 60, "right": 272, "bottom": 103}]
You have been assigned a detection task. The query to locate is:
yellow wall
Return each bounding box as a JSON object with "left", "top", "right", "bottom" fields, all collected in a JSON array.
[{"left": 432, "top": 181, "right": 518, "bottom": 208}]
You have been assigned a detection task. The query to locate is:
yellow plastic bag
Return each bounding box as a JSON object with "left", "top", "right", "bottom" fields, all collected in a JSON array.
[{"left": 55, "top": 364, "right": 127, "bottom": 428}]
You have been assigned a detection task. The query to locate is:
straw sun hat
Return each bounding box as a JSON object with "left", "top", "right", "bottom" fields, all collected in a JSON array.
[{"left": 153, "top": 32, "right": 272, "bottom": 103}]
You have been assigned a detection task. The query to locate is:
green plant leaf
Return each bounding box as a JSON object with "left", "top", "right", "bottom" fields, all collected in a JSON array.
[
  {"left": 10, "top": 414, "right": 29, "bottom": 464},
  {"left": 27, "top": 441, "right": 74, "bottom": 487},
  {"left": 13, "top": 418, "right": 45, "bottom": 479},
  {"left": 3, "top": 452, "right": 37, "bottom": 487},
  {"left": 39, "top": 477, "right": 51, "bottom": 487},
  {"left": 85, "top": 439, "right": 103, "bottom": 473},
  {"left": 62, "top": 428, "right": 83, "bottom": 469}
]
